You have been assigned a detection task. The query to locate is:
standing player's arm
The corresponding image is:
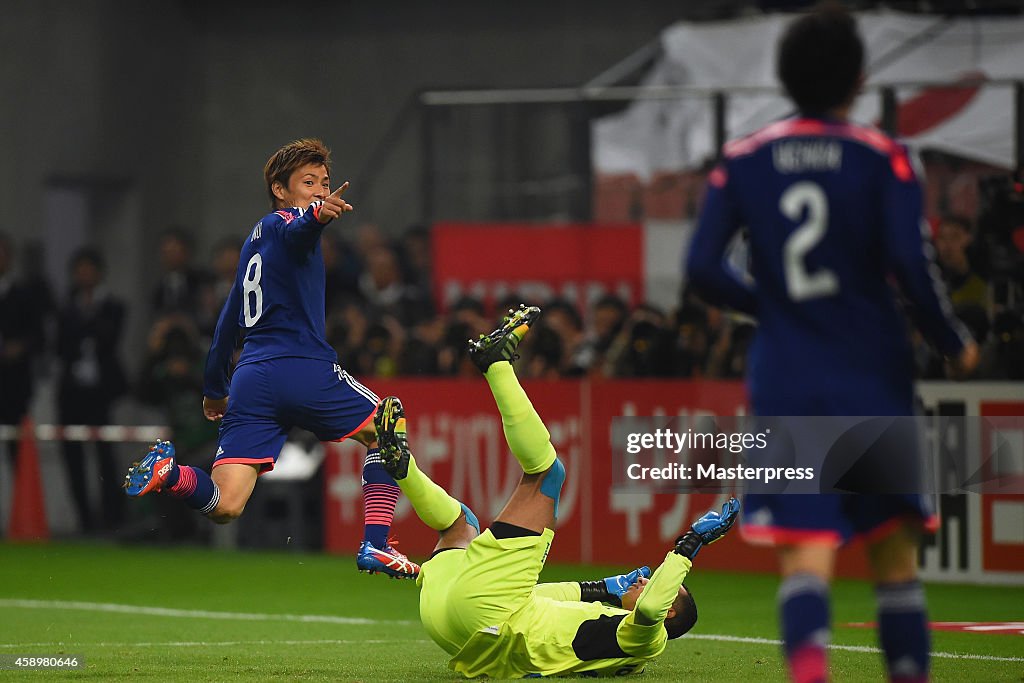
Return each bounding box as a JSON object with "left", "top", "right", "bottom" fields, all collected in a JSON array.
[
  {"left": 881, "top": 147, "right": 975, "bottom": 366},
  {"left": 283, "top": 183, "right": 353, "bottom": 252},
  {"left": 202, "top": 279, "right": 243, "bottom": 416},
  {"left": 686, "top": 164, "right": 758, "bottom": 316}
]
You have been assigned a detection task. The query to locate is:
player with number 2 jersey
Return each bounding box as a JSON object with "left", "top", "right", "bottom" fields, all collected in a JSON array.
[{"left": 685, "top": 7, "right": 977, "bottom": 683}]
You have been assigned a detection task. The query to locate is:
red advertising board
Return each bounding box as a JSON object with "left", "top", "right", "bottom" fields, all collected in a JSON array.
[
  {"left": 432, "top": 223, "right": 644, "bottom": 312},
  {"left": 324, "top": 379, "right": 881, "bottom": 576},
  {"left": 980, "top": 401, "right": 1024, "bottom": 573}
]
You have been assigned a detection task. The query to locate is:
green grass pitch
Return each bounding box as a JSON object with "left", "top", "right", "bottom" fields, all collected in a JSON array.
[{"left": 1, "top": 543, "right": 1021, "bottom": 681}]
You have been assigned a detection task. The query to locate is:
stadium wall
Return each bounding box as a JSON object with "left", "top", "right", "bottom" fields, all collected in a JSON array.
[{"left": 324, "top": 379, "right": 1024, "bottom": 585}]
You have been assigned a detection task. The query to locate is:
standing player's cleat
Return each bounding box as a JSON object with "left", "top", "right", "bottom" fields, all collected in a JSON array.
[
  {"left": 356, "top": 539, "right": 420, "bottom": 579},
  {"left": 374, "top": 396, "right": 410, "bottom": 480},
  {"left": 467, "top": 304, "right": 542, "bottom": 373},
  {"left": 123, "top": 440, "right": 177, "bottom": 497}
]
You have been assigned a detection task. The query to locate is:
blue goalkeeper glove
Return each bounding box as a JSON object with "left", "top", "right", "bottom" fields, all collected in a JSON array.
[
  {"left": 674, "top": 497, "right": 741, "bottom": 559},
  {"left": 579, "top": 566, "right": 651, "bottom": 606},
  {"left": 603, "top": 566, "right": 651, "bottom": 599}
]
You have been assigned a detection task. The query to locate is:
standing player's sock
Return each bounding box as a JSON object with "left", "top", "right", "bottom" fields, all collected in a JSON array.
[
  {"left": 361, "top": 448, "right": 400, "bottom": 548},
  {"left": 394, "top": 454, "right": 462, "bottom": 531},
  {"left": 484, "top": 362, "right": 556, "bottom": 474},
  {"left": 165, "top": 465, "right": 220, "bottom": 515},
  {"left": 876, "top": 581, "right": 930, "bottom": 683},
  {"left": 780, "top": 573, "right": 830, "bottom": 683}
]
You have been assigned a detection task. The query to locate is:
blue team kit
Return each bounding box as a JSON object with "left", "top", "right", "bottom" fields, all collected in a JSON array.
[
  {"left": 688, "top": 117, "right": 966, "bottom": 542},
  {"left": 203, "top": 204, "right": 377, "bottom": 473}
]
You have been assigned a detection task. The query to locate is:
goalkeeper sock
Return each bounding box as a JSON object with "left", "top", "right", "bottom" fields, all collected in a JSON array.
[
  {"left": 167, "top": 465, "right": 220, "bottom": 515},
  {"left": 361, "top": 448, "right": 400, "bottom": 548},
  {"left": 876, "top": 581, "right": 929, "bottom": 683},
  {"left": 395, "top": 454, "right": 462, "bottom": 532},
  {"left": 484, "top": 361, "right": 557, "bottom": 474},
  {"left": 779, "top": 573, "right": 830, "bottom": 683}
]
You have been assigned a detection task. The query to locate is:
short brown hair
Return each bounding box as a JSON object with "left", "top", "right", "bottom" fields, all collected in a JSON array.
[{"left": 263, "top": 138, "right": 332, "bottom": 207}]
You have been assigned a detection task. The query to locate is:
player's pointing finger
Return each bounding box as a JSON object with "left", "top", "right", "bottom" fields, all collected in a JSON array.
[{"left": 330, "top": 181, "right": 350, "bottom": 198}]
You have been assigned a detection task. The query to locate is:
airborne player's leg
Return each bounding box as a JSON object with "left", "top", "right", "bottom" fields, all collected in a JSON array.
[{"left": 469, "top": 305, "right": 563, "bottom": 536}]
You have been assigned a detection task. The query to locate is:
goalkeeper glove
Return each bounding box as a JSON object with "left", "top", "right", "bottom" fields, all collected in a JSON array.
[
  {"left": 674, "top": 497, "right": 740, "bottom": 560},
  {"left": 579, "top": 566, "right": 651, "bottom": 607}
]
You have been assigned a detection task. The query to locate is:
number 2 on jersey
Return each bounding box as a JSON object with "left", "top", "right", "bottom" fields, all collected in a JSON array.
[
  {"left": 780, "top": 181, "right": 838, "bottom": 301},
  {"left": 242, "top": 252, "right": 263, "bottom": 327}
]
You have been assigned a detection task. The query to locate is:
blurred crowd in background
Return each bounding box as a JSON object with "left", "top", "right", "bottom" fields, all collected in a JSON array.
[{"left": 1, "top": 157, "right": 1022, "bottom": 535}]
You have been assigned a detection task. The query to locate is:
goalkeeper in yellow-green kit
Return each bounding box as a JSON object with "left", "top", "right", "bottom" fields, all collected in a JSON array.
[{"left": 373, "top": 304, "right": 741, "bottom": 678}]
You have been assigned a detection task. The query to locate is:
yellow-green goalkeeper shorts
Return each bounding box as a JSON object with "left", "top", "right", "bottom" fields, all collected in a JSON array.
[{"left": 417, "top": 527, "right": 555, "bottom": 655}]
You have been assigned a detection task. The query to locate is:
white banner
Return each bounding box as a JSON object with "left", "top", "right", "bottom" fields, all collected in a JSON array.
[{"left": 593, "top": 10, "right": 1024, "bottom": 179}]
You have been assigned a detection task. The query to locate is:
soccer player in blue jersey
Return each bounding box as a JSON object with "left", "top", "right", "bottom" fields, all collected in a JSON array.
[
  {"left": 686, "top": 6, "right": 978, "bottom": 683},
  {"left": 373, "top": 305, "right": 740, "bottom": 678},
  {"left": 124, "top": 139, "right": 417, "bottom": 578}
]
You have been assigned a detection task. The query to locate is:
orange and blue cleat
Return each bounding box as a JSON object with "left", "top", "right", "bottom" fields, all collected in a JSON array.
[
  {"left": 123, "top": 440, "right": 177, "bottom": 497},
  {"left": 356, "top": 539, "right": 420, "bottom": 579}
]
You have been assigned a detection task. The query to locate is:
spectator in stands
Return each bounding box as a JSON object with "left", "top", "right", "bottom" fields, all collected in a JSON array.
[
  {"left": 702, "top": 315, "right": 756, "bottom": 380},
  {"left": 152, "top": 227, "right": 208, "bottom": 321},
  {"left": 934, "top": 215, "right": 988, "bottom": 310},
  {"left": 401, "top": 316, "right": 444, "bottom": 375},
  {"left": 0, "top": 234, "right": 45, "bottom": 479},
  {"left": 399, "top": 224, "right": 433, "bottom": 295},
  {"left": 136, "top": 312, "right": 218, "bottom": 541},
  {"left": 439, "top": 297, "right": 491, "bottom": 377},
  {"left": 19, "top": 239, "right": 57, "bottom": 354},
  {"left": 322, "top": 232, "right": 361, "bottom": 316},
  {"left": 603, "top": 304, "right": 673, "bottom": 377},
  {"left": 579, "top": 294, "right": 629, "bottom": 374},
  {"left": 359, "top": 245, "right": 434, "bottom": 327},
  {"left": 978, "top": 308, "right": 1024, "bottom": 380},
  {"left": 669, "top": 305, "right": 710, "bottom": 377},
  {"left": 57, "top": 247, "right": 127, "bottom": 534},
  {"left": 540, "top": 298, "right": 588, "bottom": 376},
  {"left": 138, "top": 313, "right": 219, "bottom": 460},
  {"left": 197, "top": 237, "right": 241, "bottom": 341}
]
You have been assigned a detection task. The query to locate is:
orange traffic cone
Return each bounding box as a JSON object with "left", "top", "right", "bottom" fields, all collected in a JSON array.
[{"left": 8, "top": 415, "right": 48, "bottom": 541}]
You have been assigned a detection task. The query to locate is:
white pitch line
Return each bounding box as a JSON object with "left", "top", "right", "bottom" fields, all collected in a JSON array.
[
  {"left": 1, "top": 601, "right": 1020, "bottom": 664},
  {"left": 0, "top": 639, "right": 432, "bottom": 649},
  {"left": 0, "top": 599, "right": 413, "bottom": 626},
  {"left": 686, "top": 633, "right": 1024, "bottom": 663}
]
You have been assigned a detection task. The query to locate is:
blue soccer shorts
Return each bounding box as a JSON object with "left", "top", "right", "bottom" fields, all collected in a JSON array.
[
  {"left": 741, "top": 492, "right": 938, "bottom": 547},
  {"left": 214, "top": 357, "right": 378, "bottom": 473}
]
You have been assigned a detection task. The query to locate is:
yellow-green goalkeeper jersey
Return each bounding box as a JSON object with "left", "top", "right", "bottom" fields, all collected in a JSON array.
[{"left": 448, "top": 552, "right": 692, "bottom": 678}]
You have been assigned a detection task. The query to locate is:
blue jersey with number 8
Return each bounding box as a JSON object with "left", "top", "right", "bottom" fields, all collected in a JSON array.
[
  {"left": 203, "top": 203, "right": 336, "bottom": 399},
  {"left": 686, "top": 117, "right": 969, "bottom": 415}
]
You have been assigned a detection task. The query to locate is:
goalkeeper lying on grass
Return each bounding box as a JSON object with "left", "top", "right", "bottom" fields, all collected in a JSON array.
[{"left": 373, "top": 304, "right": 741, "bottom": 678}]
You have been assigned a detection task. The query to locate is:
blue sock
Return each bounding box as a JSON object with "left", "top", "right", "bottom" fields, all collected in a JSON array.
[
  {"left": 167, "top": 465, "right": 220, "bottom": 515},
  {"left": 540, "top": 458, "right": 566, "bottom": 519},
  {"left": 876, "top": 581, "right": 930, "bottom": 683},
  {"left": 362, "top": 448, "right": 399, "bottom": 548},
  {"left": 460, "top": 502, "right": 480, "bottom": 533},
  {"left": 779, "top": 573, "right": 830, "bottom": 683}
]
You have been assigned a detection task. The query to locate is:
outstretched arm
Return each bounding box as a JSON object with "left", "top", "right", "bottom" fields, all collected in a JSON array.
[
  {"left": 616, "top": 498, "right": 741, "bottom": 658},
  {"left": 533, "top": 567, "right": 651, "bottom": 605}
]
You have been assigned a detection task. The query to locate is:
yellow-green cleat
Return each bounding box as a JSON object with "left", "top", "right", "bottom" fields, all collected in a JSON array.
[
  {"left": 374, "top": 396, "right": 410, "bottom": 480},
  {"left": 467, "top": 304, "right": 542, "bottom": 373}
]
